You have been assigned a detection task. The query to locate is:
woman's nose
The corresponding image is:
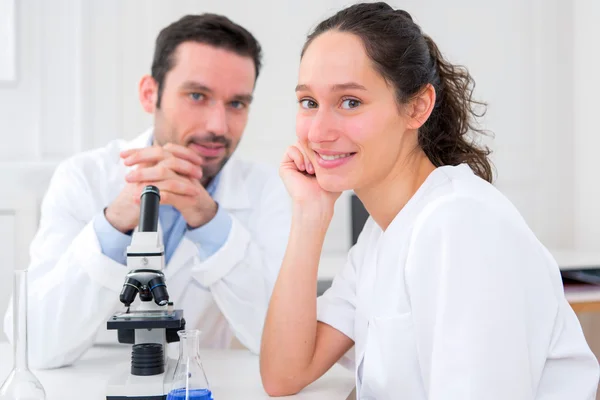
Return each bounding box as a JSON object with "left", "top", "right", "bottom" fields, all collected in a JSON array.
[{"left": 307, "top": 109, "right": 339, "bottom": 143}]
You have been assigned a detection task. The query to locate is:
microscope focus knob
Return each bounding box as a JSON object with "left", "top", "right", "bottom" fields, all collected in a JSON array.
[{"left": 131, "top": 343, "right": 164, "bottom": 376}]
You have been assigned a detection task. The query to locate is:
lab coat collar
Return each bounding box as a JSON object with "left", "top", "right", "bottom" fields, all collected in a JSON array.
[
  {"left": 124, "top": 128, "right": 154, "bottom": 151},
  {"left": 124, "top": 128, "right": 251, "bottom": 211}
]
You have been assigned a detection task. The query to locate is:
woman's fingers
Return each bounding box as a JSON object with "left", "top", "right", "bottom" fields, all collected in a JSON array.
[
  {"left": 293, "top": 144, "right": 315, "bottom": 175},
  {"left": 284, "top": 145, "right": 307, "bottom": 172}
]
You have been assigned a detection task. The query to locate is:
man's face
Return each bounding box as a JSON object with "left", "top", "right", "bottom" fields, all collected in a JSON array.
[{"left": 150, "top": 42, "right": 256, "bottom": 183}]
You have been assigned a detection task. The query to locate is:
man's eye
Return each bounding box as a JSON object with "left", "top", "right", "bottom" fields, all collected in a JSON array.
[
  {"left": 190, "top": 93, "right": 205, "bottom": 101},
  {"left": 230, "top": 101, "right": 246, "bottom": 110},
  {"left": 300, "top": 99, "right": 318, "bottom": 109}
]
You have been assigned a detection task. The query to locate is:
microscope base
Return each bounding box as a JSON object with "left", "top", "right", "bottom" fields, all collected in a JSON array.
[{"left": 106, "top": 358, "right": 176, "bottom": 400}]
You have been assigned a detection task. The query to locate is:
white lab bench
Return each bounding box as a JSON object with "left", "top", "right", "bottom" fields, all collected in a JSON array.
[{"left": 0, "top": 343, "right": 355, "bottom": 400}]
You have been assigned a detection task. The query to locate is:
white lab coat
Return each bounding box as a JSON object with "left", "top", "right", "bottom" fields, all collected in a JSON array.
[
  {"left": 318, "top": 164, "right": 599, "bottom": 399},
  {"left": 3, "top": 130, "right": 292, "bottom": 369}
]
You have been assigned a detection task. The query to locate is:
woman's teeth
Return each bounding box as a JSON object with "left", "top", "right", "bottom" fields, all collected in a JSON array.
[{"left": 319, "top": 153, "right": 352, "bottom": 160}]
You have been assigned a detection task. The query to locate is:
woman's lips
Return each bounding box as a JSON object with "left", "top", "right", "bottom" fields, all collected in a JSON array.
[{"left": 314, "top": 151, "right": 356, "bottom": 169}]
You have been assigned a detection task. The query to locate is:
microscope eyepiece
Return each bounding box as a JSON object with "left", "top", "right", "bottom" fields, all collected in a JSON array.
[
  {"left": 119, "top": 277, "right": 142, "bottom": 307},
  {"left": 148, "top": 276, "right": 169, "bottom": 306},
  {"left": 139, "top": 185, "right": 160, "bottom": 232}
]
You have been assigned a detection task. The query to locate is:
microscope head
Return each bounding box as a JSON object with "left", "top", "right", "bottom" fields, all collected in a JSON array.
[
  {"left": 106, "top": 187, "right": 187, "bottom": 399},
  {"left": 120, "top": 269, "right": 169, "bottom": 307},
  {"left": 119, "top": 185, "right": 169, "bottom": 308}
]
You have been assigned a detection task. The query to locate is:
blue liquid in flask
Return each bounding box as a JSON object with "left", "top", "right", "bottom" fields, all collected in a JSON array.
[
  {"left": 168, "top": 330, "right": 212, "bottom": 400},
  {"left": 167, "top": 388, "right": 213, "bottom": 400}
]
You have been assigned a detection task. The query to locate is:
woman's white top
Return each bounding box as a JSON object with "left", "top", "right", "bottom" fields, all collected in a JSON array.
[{"left": 318, "top": 164, "right": 599, "bottom": 399}]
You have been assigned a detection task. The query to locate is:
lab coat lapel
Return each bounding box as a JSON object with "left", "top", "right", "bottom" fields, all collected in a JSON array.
[
  {"left": 354, "top": 235, "right": 382, "bottom": 395},
  {"left": 162, "top": 157, "right": 251, "bottom": 289},
  {"left": 163, "top": 237, "right": 196, "bottom": 300},
  {"left": 123, "top": 128, "right": 154, "bottom": 151},
  {"left": 212, "top": 157, "right": 251, "bottom": 211}
]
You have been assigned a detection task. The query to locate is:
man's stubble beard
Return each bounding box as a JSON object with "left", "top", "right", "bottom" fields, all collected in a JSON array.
[
  {"left": 201, "top": 155, "right": 230, "bottom": 186},
  {"left": 152, "top": 118, "right": 236, "bottom": 186}
]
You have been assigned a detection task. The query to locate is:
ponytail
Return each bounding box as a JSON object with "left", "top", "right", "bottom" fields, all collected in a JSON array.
[{"left": 421, "top": 35, "right": 493, "bottom": 182}]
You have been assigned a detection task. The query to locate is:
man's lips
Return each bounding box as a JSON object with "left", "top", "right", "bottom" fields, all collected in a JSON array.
[{"left": 189, "top": 142, "right": 226, "bottom": 158}]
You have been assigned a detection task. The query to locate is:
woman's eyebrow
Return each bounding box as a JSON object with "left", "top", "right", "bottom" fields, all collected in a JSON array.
[{"left": 295, "top": 82, "right": 367, "bottom": 92}]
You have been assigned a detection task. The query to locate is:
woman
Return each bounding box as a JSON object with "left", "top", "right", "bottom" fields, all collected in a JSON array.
[{"left": 260, "top": 2, "right": 599, "bottom": 399}]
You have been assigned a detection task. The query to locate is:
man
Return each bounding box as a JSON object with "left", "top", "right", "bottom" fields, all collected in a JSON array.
[{"left": 3, "top": 14, "right": 291, "bottom": 369}]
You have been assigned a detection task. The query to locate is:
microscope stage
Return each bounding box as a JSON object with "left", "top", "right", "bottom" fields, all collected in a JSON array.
[{"left": 107, "top": 309, "right": 185, "bottom": 330}]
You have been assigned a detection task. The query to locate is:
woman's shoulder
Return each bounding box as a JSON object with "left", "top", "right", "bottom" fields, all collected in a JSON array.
[
  {"left": 429, "top": 163, "right": 522, "bottom": 210},
  {"left": 405, "top": 175, "right": 547, "bottom": 278},
  {"left": 413, "top": 166, "right": 531, "bottom": 239}
]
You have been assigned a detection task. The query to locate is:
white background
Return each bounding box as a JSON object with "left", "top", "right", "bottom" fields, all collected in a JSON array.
[
  {"left": 0, "top": 0, "right": 16, "bottom": 82},
  {"left": 0, "top": 0, "right": 599, "bottom": 344}
]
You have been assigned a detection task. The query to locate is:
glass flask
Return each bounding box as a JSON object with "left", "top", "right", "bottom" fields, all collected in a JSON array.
[
  {"left": 167, "top": 330, "right": 212, "bottom": 400},
  {"left": 0, "top": 270, "right": 46, "bottom": 400}
]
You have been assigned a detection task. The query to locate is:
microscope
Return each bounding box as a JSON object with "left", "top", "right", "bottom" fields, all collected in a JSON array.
[{"left": 106, "top": 185, "right": 186, "bottom": 400}]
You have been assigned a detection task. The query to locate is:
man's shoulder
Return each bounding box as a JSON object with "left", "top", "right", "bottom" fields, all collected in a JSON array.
[
  {"left": 39, "top": 137, "right": 131, "bottom": 214},
  {"left": 56, "top": 130, "right": 151, "bottom": 178},
  {"left": 49, "top": 133, "right": 149, "bottom": 198},
  {"left": 55, "top": 138, "right": 126, "bottom": 178}
]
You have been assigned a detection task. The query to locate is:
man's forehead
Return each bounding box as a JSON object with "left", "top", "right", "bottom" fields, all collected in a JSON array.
[{"left": 168, "top": 41, "right": 256, "bottom": 93}]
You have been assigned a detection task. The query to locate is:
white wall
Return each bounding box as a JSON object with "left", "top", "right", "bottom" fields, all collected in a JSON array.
[
  {"left": 0, "top": 0, "right": 597, "bottom": 339},
  {"left": 573, "top": 0, "right": 600, "bottom": 251}
]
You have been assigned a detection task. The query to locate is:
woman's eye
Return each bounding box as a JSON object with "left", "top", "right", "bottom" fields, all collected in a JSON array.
[
  {"left": 300, "top": 99, "right": 318, "bottom": 109},
  {"left": 341, "top": 99, "right": 361, "bottom": 109},
  {"left": 190, "top": 93, "right": 205, "bottom": 101}
]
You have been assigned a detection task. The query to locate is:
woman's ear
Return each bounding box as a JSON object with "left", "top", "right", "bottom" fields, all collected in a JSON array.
[
  {"left": 138, "top": 75, "right": 158, "bottom": 114},
  {"left": 406, "top": 83, "right": 436, "bottom": 130}
]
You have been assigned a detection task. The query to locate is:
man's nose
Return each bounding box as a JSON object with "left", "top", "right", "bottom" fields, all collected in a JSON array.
[{"left": 205, "top": 102, "right": 228, "bottom": 136}]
